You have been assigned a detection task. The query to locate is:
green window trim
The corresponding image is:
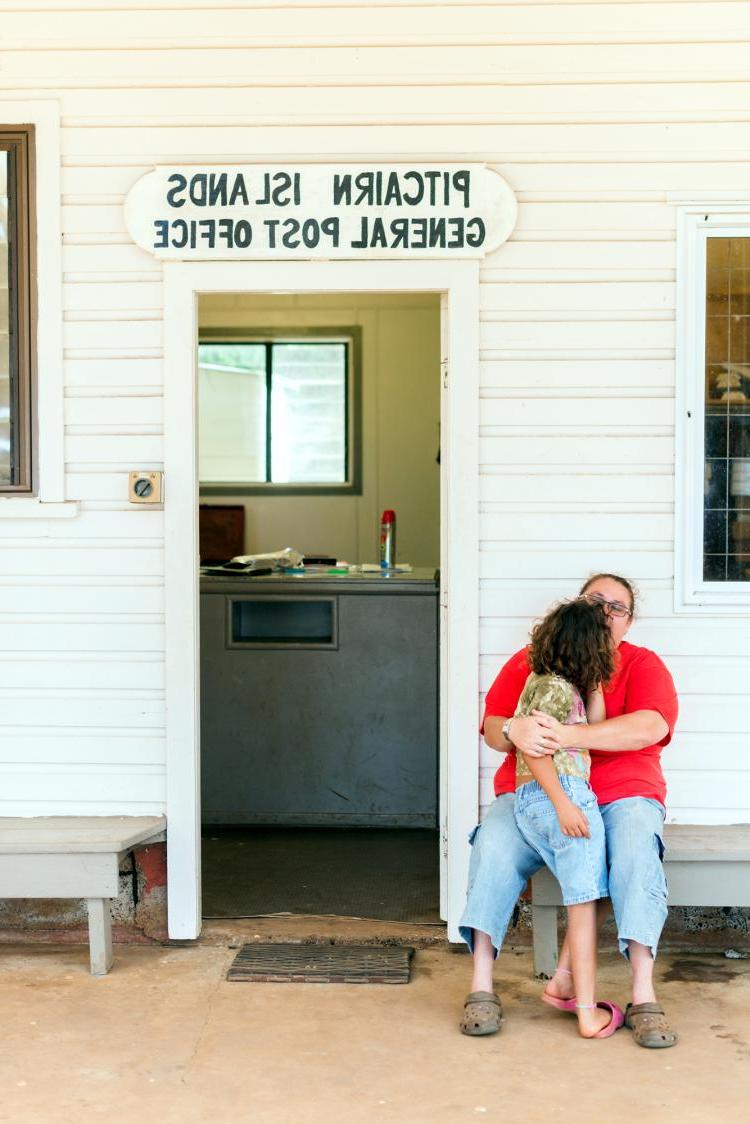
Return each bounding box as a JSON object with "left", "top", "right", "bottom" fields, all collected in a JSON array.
[{"left": 198, "top": 326, "right": 362, "bottom": 497}]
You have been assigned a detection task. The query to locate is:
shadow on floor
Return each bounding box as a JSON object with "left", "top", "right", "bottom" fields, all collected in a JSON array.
[{"left": 201, "top": 826, "right": 441, "bottom": 923}]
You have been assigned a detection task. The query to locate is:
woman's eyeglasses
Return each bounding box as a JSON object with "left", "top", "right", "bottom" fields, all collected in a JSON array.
[{"left": 582, "top": 593, "right": 632, "bottom": 619}]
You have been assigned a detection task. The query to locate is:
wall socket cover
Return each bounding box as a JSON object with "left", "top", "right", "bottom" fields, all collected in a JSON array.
[{"left": 129, "top": 471, "right": 164, "bottom": 504}]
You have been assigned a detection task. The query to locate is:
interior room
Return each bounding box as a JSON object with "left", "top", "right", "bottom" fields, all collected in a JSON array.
[{"left": 197, "top": 290, "right": 442, "bottom": 924}]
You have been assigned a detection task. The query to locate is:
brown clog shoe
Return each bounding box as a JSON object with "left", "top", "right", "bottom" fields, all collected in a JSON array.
[
  {"left": 460, "top": 991, "right": 503, "bottom": 1036},
  {"left": 624, "top": 1002, "right": 678, "bottom": 1048}
]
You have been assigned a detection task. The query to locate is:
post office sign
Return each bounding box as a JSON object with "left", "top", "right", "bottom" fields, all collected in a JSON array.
[{"left": 124, "top": 164, "right": 516, "bottom": 260}]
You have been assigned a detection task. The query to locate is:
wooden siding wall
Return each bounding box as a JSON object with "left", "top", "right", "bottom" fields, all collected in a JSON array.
[{"left": 0, "top": 0, "right": 749, "bottom": 822}]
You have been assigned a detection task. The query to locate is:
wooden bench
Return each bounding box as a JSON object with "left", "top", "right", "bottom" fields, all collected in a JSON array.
[
  {"left": 0, "top": 816, "right": 166, "bottom": 976},
  {"left": 531, "top": 823, "right": 750, "bottom": 977}
]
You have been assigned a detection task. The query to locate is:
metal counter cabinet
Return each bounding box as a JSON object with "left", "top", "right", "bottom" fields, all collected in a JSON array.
[{"left": 199, "top": 574, "right": 438, "bottom": 827}]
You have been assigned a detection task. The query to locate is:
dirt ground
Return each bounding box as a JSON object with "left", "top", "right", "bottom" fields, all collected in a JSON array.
[{"left": 0, "top": 929, "right": 747, "bottom": 1124}]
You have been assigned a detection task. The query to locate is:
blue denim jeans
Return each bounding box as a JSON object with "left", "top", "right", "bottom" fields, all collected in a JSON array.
[
  {"left": 459, "top": 791, "right": 667, "bottom": 959},
  {"left": 514, "top": 776, "right": 608, "bottom": 906}
]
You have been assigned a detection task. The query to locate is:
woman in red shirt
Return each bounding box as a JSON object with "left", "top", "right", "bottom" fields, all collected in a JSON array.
[{"left": 459, "top": 574, "right": 679, "bottom": 1049}]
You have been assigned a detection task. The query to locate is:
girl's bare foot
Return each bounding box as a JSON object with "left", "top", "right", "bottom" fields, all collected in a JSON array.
[
  {"left": 544, "top": 966, "right": 575, "bottom": 1001},
  {"left": 576, "top": 1003, "right": 615, "bottom": 1039}
]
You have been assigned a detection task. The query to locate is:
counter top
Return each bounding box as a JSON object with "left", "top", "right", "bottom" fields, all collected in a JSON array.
[{"left": 200, "top": 566, "right": 438, "bottom": 593}]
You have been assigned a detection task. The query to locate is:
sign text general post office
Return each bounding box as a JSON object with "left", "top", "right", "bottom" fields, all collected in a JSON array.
[{"left": 125, "top": 164, "right": 516, "bottom": 260}]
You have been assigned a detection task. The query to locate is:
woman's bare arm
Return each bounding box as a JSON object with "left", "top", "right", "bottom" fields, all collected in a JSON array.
[{"left": 531, "top": 709, "right": 668, "bottom": 753}]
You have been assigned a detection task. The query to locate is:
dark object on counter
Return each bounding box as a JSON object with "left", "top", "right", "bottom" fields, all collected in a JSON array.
[
  {"left": 201, "top": 562, "right": 273, "bottom": 577},
  {"left": 303, "top": 556, "right": 338, "bottom": 566},
  {"left": 199, "top": 504, "right": 245, "bottom": 563}
]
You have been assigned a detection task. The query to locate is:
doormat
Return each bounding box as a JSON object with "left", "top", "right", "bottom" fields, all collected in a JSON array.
[{"left": 226, "top": 942, "right": 414, "bottom": 984}]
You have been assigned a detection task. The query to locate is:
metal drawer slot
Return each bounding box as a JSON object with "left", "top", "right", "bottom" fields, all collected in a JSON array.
[{"left": 227, "top": 597, "right": 337, "bottom": 649}]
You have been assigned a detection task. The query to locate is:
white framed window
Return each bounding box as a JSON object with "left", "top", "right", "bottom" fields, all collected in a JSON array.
[{"left": 676, "top": 205, "right": 750, "bottom": 611}]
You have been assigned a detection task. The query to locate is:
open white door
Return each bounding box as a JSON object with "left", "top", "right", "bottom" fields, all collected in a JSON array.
[
  {"left": 439, "top": 291, "right": 450, "bottom": 920},
  {"left": 163, "top": 259, "right": 479, "bottom": 940},
  {"left": 437, "top": 274, "right": 481, "bottom": 938}
]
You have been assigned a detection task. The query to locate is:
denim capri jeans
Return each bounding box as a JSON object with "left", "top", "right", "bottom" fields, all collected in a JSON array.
[{"left": 459, "top": 791, "right": 668, "bottom": 960}]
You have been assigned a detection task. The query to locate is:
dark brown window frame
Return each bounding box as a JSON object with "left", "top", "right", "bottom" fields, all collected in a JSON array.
[{"left": 1, "top": 126, "right": 35, "bottom": 493}]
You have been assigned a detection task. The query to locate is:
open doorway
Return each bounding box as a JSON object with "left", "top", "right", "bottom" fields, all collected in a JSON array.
[
  {"left": 196, "top": 291, "right": 441, "bottom": 924},
  {"left": 163, "top": 258, "right": 479, "bottom": 942}
]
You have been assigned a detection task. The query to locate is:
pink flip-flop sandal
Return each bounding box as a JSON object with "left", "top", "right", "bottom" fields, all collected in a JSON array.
[
  {"left": 542, "top": 990, "right": 578, "bottom": 1012},
  {"left": 592, "top": 1001, "right": 625, "bottom": 1038},
  {"left": 541, "top": 967, "right": 577, "bottom": 1012}
]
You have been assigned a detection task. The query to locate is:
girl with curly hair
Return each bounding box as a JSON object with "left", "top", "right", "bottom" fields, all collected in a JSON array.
[{"left": 510, "top": 598, "right": 624, "bottom": 1039}]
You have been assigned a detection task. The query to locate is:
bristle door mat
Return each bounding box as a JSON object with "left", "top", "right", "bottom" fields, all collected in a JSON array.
[{"left": 226, "top": 943, "right": 414, "bottom": 984}]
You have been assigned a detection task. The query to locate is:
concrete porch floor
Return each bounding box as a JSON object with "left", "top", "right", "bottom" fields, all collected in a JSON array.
[{"left": 0, "top": 935, "right": 747, "bottom": 1124}]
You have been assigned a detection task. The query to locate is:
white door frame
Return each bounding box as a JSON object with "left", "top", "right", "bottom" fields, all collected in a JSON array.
[{"left": 163, "top": 258, "right": 480, "bottom": 940}]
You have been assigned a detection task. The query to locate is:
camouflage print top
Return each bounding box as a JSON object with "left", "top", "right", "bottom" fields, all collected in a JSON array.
[{"left": 513, "top": 672, "right": 589, "bottom": 788}]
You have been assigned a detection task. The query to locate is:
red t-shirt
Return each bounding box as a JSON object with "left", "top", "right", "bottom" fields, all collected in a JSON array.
[{"left": 483, "top": 641, "right": 678, "bottom": 806}]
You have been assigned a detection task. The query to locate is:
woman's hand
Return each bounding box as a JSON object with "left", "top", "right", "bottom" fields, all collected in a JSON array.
[
  {"left": 530, "top": 710, "right": 574, "bottom": 750},
  {"left": 554, "top": 799, "right": 590, "bottom": 838},
  {"left": 511, "top": 714, "right": 559, "bottom": 759}
]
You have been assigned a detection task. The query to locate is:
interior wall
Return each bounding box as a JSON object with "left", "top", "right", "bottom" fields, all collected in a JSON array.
[{"left": 198, "top": 292, "right": 441, "bottom": 567}]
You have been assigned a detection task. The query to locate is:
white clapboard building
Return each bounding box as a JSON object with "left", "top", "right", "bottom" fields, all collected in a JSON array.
[{"left": 0, "top": 0, "right": 749, "bottom": 943}]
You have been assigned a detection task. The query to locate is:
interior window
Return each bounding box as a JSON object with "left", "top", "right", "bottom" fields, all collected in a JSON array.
[
  {"left": 199, "top": 342, "right": 267, "bottom": 485},
  {"left": 703, "top": 238, "right": 750, "bottom": 581},
  {"left": 198, "top": 338, "right": 352, "bottom": 491}
]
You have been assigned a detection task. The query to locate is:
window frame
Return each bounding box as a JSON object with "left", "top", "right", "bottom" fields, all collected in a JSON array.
[
  {"left": 675, "top": 203, "right": 750, "bottom": 612},
  {"left": 198, "top": 325, "right": 362, "bottom": 496},
  {"left": 1, "top": 126, "right": 34, "bottom": 494},
  {"left": 0, "top": 101, "right": 71, "bottom": 519}
]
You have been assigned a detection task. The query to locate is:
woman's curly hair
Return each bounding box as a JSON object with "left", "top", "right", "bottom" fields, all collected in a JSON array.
[{"left": 528, "top": 599, "right": 615, "bottom": 697}]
